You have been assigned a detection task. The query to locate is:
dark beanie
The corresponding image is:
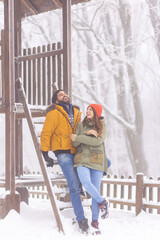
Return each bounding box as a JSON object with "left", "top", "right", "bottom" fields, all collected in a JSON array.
[{"left": 52, "top": 89, "right": 63, "bottom": 103}]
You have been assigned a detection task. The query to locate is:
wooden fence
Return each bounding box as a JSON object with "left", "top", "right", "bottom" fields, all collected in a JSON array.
[
  {"left": 26, "top": 173, "right": 160, "bottom": 216},
  {"left": 20, "top": 42, "right": 63, "bottom": 105}
]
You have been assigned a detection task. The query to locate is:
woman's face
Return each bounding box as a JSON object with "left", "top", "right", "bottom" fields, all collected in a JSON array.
[{"left": 86, "top": 107, "right": 94, "bottom": 119}]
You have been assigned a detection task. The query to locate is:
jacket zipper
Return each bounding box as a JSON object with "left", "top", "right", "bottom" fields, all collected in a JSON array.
[{"left": 73, "top": 110, "right": 80, "bottom": 133}]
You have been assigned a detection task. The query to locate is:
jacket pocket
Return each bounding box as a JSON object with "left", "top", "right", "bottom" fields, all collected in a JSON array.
[
  {"left": 90, "top": 150, "right": 103, "bottom": 165},
  {"left": 74, "top": 148, "right": 82, "bottom": 164}
]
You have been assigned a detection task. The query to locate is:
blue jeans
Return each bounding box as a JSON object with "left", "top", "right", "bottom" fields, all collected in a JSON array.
[
  {"left": 77, "top": 166, "right": 103, "bottom": 221},
  {"left": 57, "top": 153, "right": 85, "bottom": 221}
]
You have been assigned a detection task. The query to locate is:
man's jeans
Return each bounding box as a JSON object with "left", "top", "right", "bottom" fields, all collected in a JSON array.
[
  {"left": 77, "top": 166, "right": 103, "bottom": 221},
  {"left": 57, "top": 153, "right": 85, "bottom": 221}
]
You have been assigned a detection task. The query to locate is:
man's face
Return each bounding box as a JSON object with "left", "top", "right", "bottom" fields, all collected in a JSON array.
[{"left": 56, "top": 91, "right": 70, "bottom": 105}]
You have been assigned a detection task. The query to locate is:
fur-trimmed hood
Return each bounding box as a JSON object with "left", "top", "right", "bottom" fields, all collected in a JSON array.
[{"left": 46, "top": 103, "right": 80, "bottom": 113}]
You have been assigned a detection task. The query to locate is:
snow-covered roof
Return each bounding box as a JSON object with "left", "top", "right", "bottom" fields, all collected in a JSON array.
[{"left": 0, "top": 0, "right": 91, "bottom": 18}]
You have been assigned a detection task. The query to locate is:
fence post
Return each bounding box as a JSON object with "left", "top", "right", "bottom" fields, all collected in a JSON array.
[{"left": 136, "top": 173, "right": 144, "bottom": 216}]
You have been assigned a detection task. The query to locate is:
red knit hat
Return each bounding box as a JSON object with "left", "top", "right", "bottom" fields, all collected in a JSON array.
[{"left": 88, "top": 104, "right": 102, "bottom": 118}]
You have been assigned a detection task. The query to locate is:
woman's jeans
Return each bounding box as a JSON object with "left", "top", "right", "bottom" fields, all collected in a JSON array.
[
  {"left": 77, "top": 166, "right": 103, "bottom": 221},
  {"left": 57, "top": 153, "right": 85, "bottom": 221}
]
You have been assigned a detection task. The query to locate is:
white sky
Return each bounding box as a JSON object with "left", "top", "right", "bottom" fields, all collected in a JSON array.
[{"left": 0, "top": 198, "right": 160, "bottom": 240}]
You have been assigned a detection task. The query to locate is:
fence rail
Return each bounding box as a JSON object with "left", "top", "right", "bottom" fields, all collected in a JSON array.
[{"left": 24, "top": 172, "right": 160, "bottom": 216}]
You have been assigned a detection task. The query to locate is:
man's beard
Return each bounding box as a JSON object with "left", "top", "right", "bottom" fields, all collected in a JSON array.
[{"left": 58, "top": 96, "right": 70, "bottom": 105}]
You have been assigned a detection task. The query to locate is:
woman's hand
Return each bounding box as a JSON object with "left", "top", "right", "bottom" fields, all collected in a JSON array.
[
  {"left": 86, "top": 130, "right": 98, "bottom": 137},
  {"left": 70, "top": 134, "right": 77, "bottom": 141}
]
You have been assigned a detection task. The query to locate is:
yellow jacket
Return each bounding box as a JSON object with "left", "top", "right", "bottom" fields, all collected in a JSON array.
[{"left": 40, "top": 104, "right": 81, "bottom": 154}]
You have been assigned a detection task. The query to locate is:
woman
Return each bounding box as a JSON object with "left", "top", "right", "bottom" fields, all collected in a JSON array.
[{"left": 71, "top": 104, "right": 109, "bottom": 234}]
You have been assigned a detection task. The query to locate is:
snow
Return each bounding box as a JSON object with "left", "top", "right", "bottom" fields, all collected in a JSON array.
[{"left": 0, "top": 198, "right": 160, "bottom": 240}]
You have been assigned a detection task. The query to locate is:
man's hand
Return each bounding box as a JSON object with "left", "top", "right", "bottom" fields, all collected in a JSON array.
[
  {"left": 70, "top": 134, "right": 77, "bottom": 141},
  {"left": 86, "top": 130, "right": 98, "bottom": 137},
  {"left": 41, "top": 151, "right": 54, "bottom": 167}
]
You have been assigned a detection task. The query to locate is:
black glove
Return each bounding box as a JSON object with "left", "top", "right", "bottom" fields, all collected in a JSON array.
[{"left": 42, "top": 151, "right": 54, "bottom": 167}]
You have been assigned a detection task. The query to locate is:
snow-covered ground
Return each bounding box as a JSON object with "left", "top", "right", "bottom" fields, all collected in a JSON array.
[{"left": 0, "top": 198, "right": 160, "bottom": 240}]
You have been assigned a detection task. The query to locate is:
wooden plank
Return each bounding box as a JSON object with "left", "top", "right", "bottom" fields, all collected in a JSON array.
[
  {"left": 15, "top": 120, "right": 23, "bottom": 177},
  {"left": 9, "top": 0, "right": 16, "bottom": 196},
  {"left": 16, "top": 110, "right": 46, "bottom": 119},
  {"left": 4, "top": 0, "right": 11, "bottom": 191},
  {"left": 0, "top": 105, "right": 5, "bottom": 113},
  {"left": 136, "top": 173, "right": 143, "bottom": 216},
  {"left": 113, "top": 175, "right": 117, "bottom": 208},
  {"left": 120, "top": 175, "right": 125, "bottom": 209},
  {"left": 22, "top": 0, "right": 39, "bottom": 15},
  {"left": 109, "top": 198, "right": 136, "bottom": 207},
  {"left": 57, "top": 42, "right": 62, "bottom": 89},
  {"left": 42, "top": 45, "right": 46, "bottom": 105},
  {"left": 47, "top": 44, "right": 51, "bottom": 104},
  {"left": 106, "top": 174, "right": 110, "bottom": 198},
  {"left": 18, "top": 48, "right": 63, "bottom": 62},
  {"left": 37, "top": 46, "right": 41, "bottom": 105},
  {"left": 144, "top": 182, "right": 160, "bottom": 188},
  {"left": 16, "top": 78, "right": 65, "bottom": 233},
  {"left": 52, "top": 0, "right": 62, "bottom": 8},
  {"left": 62, "top": 0, "right": 72, "bottom": 96},
  {"left": 128, "top": 176, "right": 132, "bottom": 210},
  {"left": 143, "top": 203, "right": 160, "bottom": 210},
  {"left": 101, "top": 179, "right": 136, "bottom": 186},
  {"left": 149, "top": 177, "right": 153, "bottom": 213},
  {"left": 1, "top": 30, "right": 5, "bottom": 105},
  {"left": 14, "top": 0, "right": 23, "bottom": 178},
  {"left": 33, "top": 47, "right": 36, "bottom": 104},
  {"left": 23, "top": 49, "right": 27, "bottom": 92},
  {"left": 52, "top": 43, "right": 57, "bottom": 93},
  {"left": 28, "top": 48, "right": 32, "bottom": 104}
]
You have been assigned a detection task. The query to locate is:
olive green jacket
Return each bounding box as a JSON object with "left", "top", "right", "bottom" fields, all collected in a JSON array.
[{"left": 73, "top": 118, "right": 107, "bottom": 173}]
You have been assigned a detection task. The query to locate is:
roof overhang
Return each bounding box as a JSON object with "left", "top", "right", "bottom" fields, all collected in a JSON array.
[{"left": 0, "top": 0, "right": 91, "bottom": 18}]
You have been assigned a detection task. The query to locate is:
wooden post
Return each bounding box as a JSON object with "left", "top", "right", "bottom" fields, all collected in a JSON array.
[
  {"left": 1, "top": 30, "right": 5, "bottom": 105},
  {"left": 14, "top": 0, "right": 23, "bottom": 177},
  {"left": 0, "top": 0, "right": 20, "bottom": 219},
  {"left": 136, "top": 173, "right": 144, "bottom": 216},
  {"left": 62, "top": 0, "right": 72, "bottom": 98},
  {"left": 4, "top": 0, "right": 11, "bottom": 191}
]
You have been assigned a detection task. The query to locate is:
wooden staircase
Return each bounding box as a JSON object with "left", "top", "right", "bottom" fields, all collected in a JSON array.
[{"left": 16, "top": 78, "right": 65, "bottom": 234}]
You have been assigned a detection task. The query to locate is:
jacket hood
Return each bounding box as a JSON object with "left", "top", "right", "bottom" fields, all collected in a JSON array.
[{"left": 46, "top": 103, "right": 80, "bottom": 113}]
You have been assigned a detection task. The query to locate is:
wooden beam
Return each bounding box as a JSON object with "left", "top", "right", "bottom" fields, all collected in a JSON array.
[
  {"left": 8, "top": 0, "right": 16, "bottom": 196},
  {"left": 4, "top": 0, "right": 11, "bottom": 191},
  {"left": 62, "top": 0, "right": 72, "bottom": 98},
  {"left": 18, "top": 48, "right": 63, "bottom": 62},
  {"left": 52, "top": 0, "right": 62, "bottom": 8},
  {"left": 21, "top": 0, "right": 39, "bottom": 15},
  {"left": 14, "top": 0, "right": 23, "bottom": 177},
  {"left": 1, "top": 30, "right": 5, "bottom": 104},
  {"left": 0, "top": 105, "right": 5, "bottom": 113}
]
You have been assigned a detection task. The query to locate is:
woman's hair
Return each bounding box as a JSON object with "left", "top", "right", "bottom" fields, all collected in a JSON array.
[{"left": 83, "top": 107, "right": 103, "bottom": 136}]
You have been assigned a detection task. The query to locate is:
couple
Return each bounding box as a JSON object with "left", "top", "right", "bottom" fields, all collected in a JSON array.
[{"left": 40, "top": 90, "right": 109, "bottom": 234}]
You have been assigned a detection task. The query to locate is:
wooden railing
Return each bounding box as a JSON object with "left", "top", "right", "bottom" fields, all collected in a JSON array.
[
  {"left": 24, "top": 172, "right": 160, "bottom": 216},
  {"left": 20, "top": 42, "right": 63, "bottom": 105},
  {"left": 101, "top": 173, "right": 160, "bottom": 215}
]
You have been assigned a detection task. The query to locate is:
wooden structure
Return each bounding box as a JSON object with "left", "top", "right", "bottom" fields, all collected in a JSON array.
[
  {"left": 0, "top": 0, "right": 90, "bottom": 233},
  {"left": 25, "top": 173, "right": 160, "bottom": 215}
]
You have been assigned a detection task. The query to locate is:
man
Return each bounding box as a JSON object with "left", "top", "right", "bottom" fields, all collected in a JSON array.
[{"left": 40, "top": 90, "right": 89, "bottom": 233}]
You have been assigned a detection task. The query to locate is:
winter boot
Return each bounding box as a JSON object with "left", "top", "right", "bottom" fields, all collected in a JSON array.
[
  {"left": 98, "top": 199, "right": 109, "bottom": 219},
  {"left": 78, "top": 218, "right": 89, "bottom": 233},
  {"left": 91, "top": 220, "right": 101, "bottom": 235}
]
